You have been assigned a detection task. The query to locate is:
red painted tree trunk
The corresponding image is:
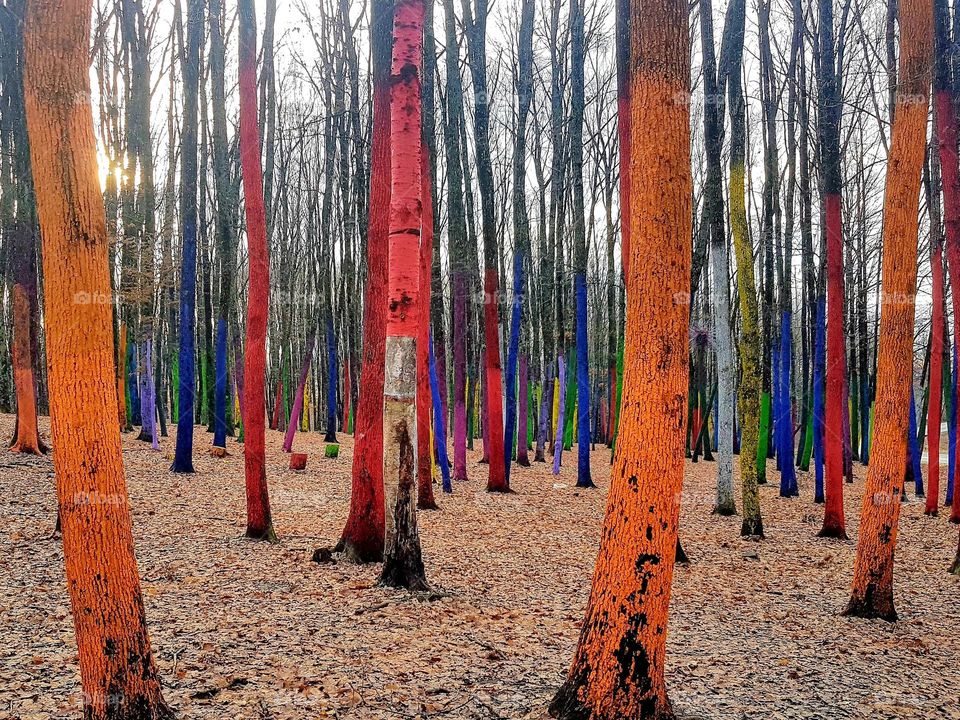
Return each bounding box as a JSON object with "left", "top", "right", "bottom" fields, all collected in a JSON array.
[
  {"left": 933, "top": 3, "right": 960, "bottom": 521},
  {"left": 379, "top": 0, "right": 429, "bottom": 591},
  {"left": 818, "top": 0, "right": 847, "bottom": 539},
  {"left": 239, "top": 0, "right": 275, "bottom": 542},
  {"left": 337, "top": 0, "right": 392, "bottom": 563}
]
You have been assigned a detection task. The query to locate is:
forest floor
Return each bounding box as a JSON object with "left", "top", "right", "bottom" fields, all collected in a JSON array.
[{"left": 1, "top": 414, "right": 959, "bottom": 720}]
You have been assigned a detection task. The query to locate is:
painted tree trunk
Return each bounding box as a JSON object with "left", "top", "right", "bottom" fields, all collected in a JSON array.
[
  {"left": 517, "top": 355, "right": 531, "bottom": 466},
  {"left": 210, "top": 0, "right": 239, "bottom": 453},
  {"left": 213, "top": 318, "right": 230, "bottom": 449},
  {"left": 239, "top": 0, "right": 275, "bottom": 542},
  {"left": 282, "top": 332, "right": 316, "bottom": 453},
  {"left": 909, "top": 386, "right": 923, "bottom": 495},
  {"left": 171, "top": 0, "right": 203, "bottom": 474},
  {"left": 22, "top": 0, "right": 172, "bottom": 713},
  {"left": 378, "top": 0, "right": 429, "bottom": 592},
  {"left": 463, "top": 0, "right": 507, "bottom": 494},
  {"left": 814, "top": 297, "right": 826, "bottom": 502},
  {"left": 574, "top": 276, "right": 593, "bottom": 487},
  {"left": 336, "top": 0, "right": 392, "bottom": 563},
  {"left": 416, "top": 133, "right": 438, "bottom": 511},
  {"left": 844, "top": 0, "right": 930, "bottom": 620},
  {"left": 536, "top": 368, "right": 554, "bottom": 463},
  {"left": 325, "top": 317, "right": 339, "bottom": 443},
  {"left": 927, "top": 230, "right": 944, "bottom": 515},
  {"left": 950, "top": 351, "right": 958, "bottom": 507},
  {"left": 723, "top": 0, "right": 763, "bottom": 538},
  {"left": 10, "top": 268, "right": 42, "bottom": 454},
  {"left": 819, "top": 0, "right": 847, "bottom": 539},
  {"left": 117, "top": 323, "right": 128, "bottom": 429},
  {"left": 778, "top": 312, "right": 798, "bottom": 495},
  {"left": 549, "top": 0, "right": 691, "bottom": 712},
  {"left": 452, "top": 273, "right": 470, "bottom": 479},
  {"left": 271, "top": 379, "right": 283, "bottom": 431},
  {"left": 933, "top": 0, "right": 960, "bottom": 522},
  {"left": 553, "top": 355, "right": 566, "bottom": 476},
  {"left": 699, "top": 0, "right": 733, "bottom": 513},
  {"left": 429, "top": 333, "right": 452, "bottom": 493}
]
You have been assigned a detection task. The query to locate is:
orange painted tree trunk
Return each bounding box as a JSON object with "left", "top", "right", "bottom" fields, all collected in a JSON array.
[
  {"left": 22, "top": 0, "right": 172, "bottom": 716},
  {"left": 843, "top": 0, "right": 931, "bottom": 621},
  {"left": 378, "top": 0, "right": 429, "bottom": 592},
  {"left": 549, "top": 0, "right": 691, "bottom": 715},
  {"left": 335, "top": 0, "right": 392, "bottom": 563},
  {"left": 11, "top": 255, "right": 43, "bottom": 455},
  {"left": 239, "top": 0, "right": 276, "bottom": 542}
]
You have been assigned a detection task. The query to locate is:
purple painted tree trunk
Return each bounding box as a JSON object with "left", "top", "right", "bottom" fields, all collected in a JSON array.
[
  {"left": 553, "top": 355, "right": 567, "bottom": 475},
  {"left": 283, "top": 332, "right": 316, "bottom": 452},
  {"left": 517, "top": 354, "right": 530, "bottom": 466},
  {"left": 452, "top": 272, "right": 469, "bottom": 480}
]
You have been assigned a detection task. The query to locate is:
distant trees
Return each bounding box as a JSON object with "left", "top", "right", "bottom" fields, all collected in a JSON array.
[{"left": 22, "top": 0, "right": 171, "bottom": 714}]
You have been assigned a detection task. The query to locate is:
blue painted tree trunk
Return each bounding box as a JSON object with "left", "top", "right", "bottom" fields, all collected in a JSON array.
[
  {"left": 172, "top": 208, "right": 198, "bottom": 472},
  {"left": 813, "top": 298, "right": 826, "bottom": 503},
  {"left": 574, "top": 275, "right": 594, "bottom": 487},
  {"left": 778, "top": 311, "right": 797, "bottom": 496},
  {"left": 429, "top": 333, "right": 452, "bottom": 493},
  {"left": 324, "top": 316, "right": 338, "bottom": 443},
  {"left": 909, "top": 384, "right": 923, "bottom": 496},
  {"left": 129, "top": 344, "right": 141, "bottom": 425},
  {"left": 213, "top": 317, "right": 230, "bottom": 449},
  {"left": 503, "top": 239, "right": 526, "bottom": 484}
]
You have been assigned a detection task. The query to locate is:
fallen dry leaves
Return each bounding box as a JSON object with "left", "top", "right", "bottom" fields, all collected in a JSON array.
[{"left": 0, "top": 413, "right": 958, "bottom": 719}]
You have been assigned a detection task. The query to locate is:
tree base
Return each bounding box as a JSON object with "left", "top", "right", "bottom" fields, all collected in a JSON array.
[
  {"left": 417, "top": 498, "right": 440, "bottom": 511},
  {"left": 9, "top": 441, "right": 45, "bottom": 456},
  {"left": 378, "top": 555, "right": 430, "bottom": 592},
  {"left": 925, "top": 509, "right": 939, "bottom": 517},
  {"left": 85, "top": 691, "right": 175, "bottom": 720},
  {"left": 675, "top": 538, "right": 690, "bottom": 565},
  {"left": 575, "top": 479, "right": 597, "bottom": 489},
  {"left": 713, "top": 502, "right": 737, "bottom": 516},
  {"left": 817, "top": 525, "right": 848, "bottom": 540},
  {"left": 315, "top": 538, "right": 383, "bottom": 565},
  {"left": 842, "top": 592, "right": 897, "bottom": 622},
  {"left": 517, "top": 456, "right": 531, "bottom": 467},
  {"left": 950, "top": 547, "right": 960, "bottom": 575},
  {"left": 245, "top": 524, "right": 278, "bottom": 543},
  {"left": 740, "top": 518, "right": 765, "bottom": 539},
  {"left": 549, "top": 676, "right": 675, "bottom": 720},
  {"left": 487, "top": 485, "right": 515, "bottom": 494}
]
